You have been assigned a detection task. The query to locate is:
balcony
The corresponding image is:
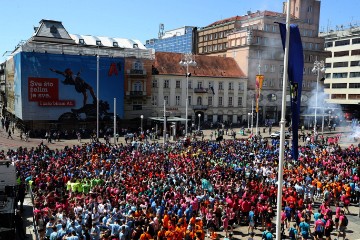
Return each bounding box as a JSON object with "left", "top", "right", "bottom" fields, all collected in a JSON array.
[
  {"left": 192, "top": 105, "right": 208, "bottom": 110},
  {"left": 126, "top": 91, "right": 146, "bottom": 98},
  {"left": 194, "top": 88, "right": 208, "bottom": 93},
  {"left": 126, "top": 69, "right": 147, "bottom": 76}
]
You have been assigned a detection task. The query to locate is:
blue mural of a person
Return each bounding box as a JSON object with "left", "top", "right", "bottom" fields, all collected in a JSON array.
[{"left": 50, "top": 68, "right": 96, "bottom": 107}]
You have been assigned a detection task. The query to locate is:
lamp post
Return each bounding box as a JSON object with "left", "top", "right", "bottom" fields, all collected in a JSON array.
[
  {"left": 198, "top": 113, "right": 201, "bottom": 131},
  {"left": 179, "top": 53, "right": 197, "bottom": 137},
  {"left": 328, "top": 110, "right": 332, "bottom": 126},
  {"left": 141, "top": 115, "right": 144, "bottom": 133},
  {"left": 248, "top": 113, "right": 251, "bottom": 130},
  {"left": 312, "top": 60, "right": 326, "bottom": 135},
  {"left": 96, "top": 54, "right": 99, "bottom": 141}
]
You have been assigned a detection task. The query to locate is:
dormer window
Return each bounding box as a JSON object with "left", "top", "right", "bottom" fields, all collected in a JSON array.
[
  {"left": 96, "top": 40, "right": 102, "bottom": 46},
  {"left": 113, "top": 42, "right": 118, "bottom": 47},
  {"left": 79, "top": 39, "right": 85, "bottom": 45},
  {"left": 133, "top": 43, "right": 138, "bottom": 48},
  {"left": 50, "top": 25, "right": 58, "bottom": 34}
]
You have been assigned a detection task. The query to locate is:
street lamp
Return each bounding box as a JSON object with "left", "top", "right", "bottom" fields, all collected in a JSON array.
[
  {"left": 179, "top": 53, "right": 197, "bottom": 137},
  {"left": 328, "top": 110, "right": 332, "bottom": 126},
  {"left": 140, "top": 115, "right": 144, "bottom": 133},
  {"left": 312, "top": 60, "right": 326, "bottom": 135},
  {"left": 198, "top": 113, "right": 201, "bottom": 131},
  {"left": 248, "top": 113, "right": 251, "bottom": 130}
]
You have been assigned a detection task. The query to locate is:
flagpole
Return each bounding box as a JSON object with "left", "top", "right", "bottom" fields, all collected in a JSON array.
[{"left": 275, "top": 0, "right": 291, "bottom": 239}]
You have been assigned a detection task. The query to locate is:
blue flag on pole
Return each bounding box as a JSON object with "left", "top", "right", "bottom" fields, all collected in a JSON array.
[{"left": 278, "top": 23, "right": 304, "bottom": 160}]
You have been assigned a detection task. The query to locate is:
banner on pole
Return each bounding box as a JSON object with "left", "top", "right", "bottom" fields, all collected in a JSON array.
[
  {"left": 278, "top": 23, "right": 304, "bottom": 161},
  {"left": 255, "top": 74, "right": 264, "bottom": 112}
]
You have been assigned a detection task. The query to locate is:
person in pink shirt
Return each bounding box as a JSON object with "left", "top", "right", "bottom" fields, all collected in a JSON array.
[{"left": 314, "top": 216, "right": 325, "bottom": 240}]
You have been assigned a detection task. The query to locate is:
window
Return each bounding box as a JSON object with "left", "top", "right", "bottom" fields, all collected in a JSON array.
[
  {"left": 303, "top": 67, "right": 307, "bottom": 75},
  {"left": 152, "top": 79, "right": 158, "bottom": 88},
  {"left": 263, "top": 79, "right": 268, "bottom": 87},
  {"left": 197, "top": 81, "right": 203, "bottom": 89},
  {"left": 208, "top": 96, "right": 213, "bottom": 106},
  {"left": 132, "top": 100, "right": 143, "bottom": 110},
  {"left": 272, "top": 25, "right": 277, "bottom": 32},
  {"left": 331, "top": 94, "right": 346, "bottom": 99},
  {"left": 335, "top": 40, "right": 350, "bottom": 46},
  {"left": 50, "top": 25, "right": 58, "bottom": 34},
  {"left": 133, "top": 81, "right": 142, "bottom": 91},
  {"left": 218, "top": 97, "right": 223, "bottom": 106},
  {"left": 79, "top": 39, "right": 85, "bottom": 45},
  {"left": 209, "top": 34, "right": 213, "bottom": 40},
  {"left": 350, "top": 61, "right": 360, "bottom": 66},
  {"left": 353, "top": 38, "right": 360, "bottom": 44},
  {"left": 348, "top": 94, "right": 360, "bottom": 99},
  {"left": 238, "top": 97, "right": 243, "bottom": 106},
  {"left": 176, "top": 80, "right": 181, "bottom": 88},
  {"left": 352, "top": 49, "right": 360, "bottom": 56},
  {"left": 204, "top": 35, "right": 208, "bottom": 41},
  {"left": 113, "top": 42, "right": 118, "bottom": 47},
  {"left": 333, "top": 62, "right": 348, "bottom": 68},
  {"left": 219, "top": 32, "right": 224, "bottom": 38},
  {"left": 209, "top": 82, "right": 214, "bottom": 88},
  {"left": 197, "top": 96, "right": 202, "bottom": 105},
  {"left": 264, "top": 65, "right": 268, "bottom": 72},
  {"left": 214, "top": 33, "right": 218, "bottom": 39},
  {"left": 164, "top": 96, "right": 169, "bottom": 105},
  {"left": 208, "top": 45, "right": 213, "bottom": 52},
  {"left": 152, "top": 95, "right": 157, "bottom": 106},
  {"left": 269, "top": 79, "right": 274, "bottom": 87},
  {"left": 325, "top": 63, "right": 332, "bottom": 68},
  {"left": 175, "top": 96, "right": 180, "bottom": 106},
  {"left": 188, "top": 96, "right": 192, "bottom": 105},
  {"left": 228, "top": 82, "right": 233, "bottom": 90},
  {"left": 325, "top": 73, "right": 331, "bottom": 79},
  {"left": 349, "top": 83, "right": 360, "bottom": 88},
  {"left": 218, "top": 82, "right": 223, "bottom": 90},
  {"left": 238, "top": 82, "right": 244, "bottom": 91},
  {"left": 280, "top": 65, "right": 284, "bottom": 74},
  {"left": 332, "top": 83, "right": 347, "bottom": 88},
  {"left": 218, "top": 44, "right": 223, "bottom": 50},
  {"left": 325, "top": 42, "right": 333, "bottom": 48},
  {"left": 270, "top": 65, "right": 275, "bottom": 72},
  {"left": 188, "top": 80, "right": 192, "bottom": 89},
  {"left": 228, "top": 97, "right": 233, "bottom": 106},
  {"left": 308, "top": 6, "right": 313, "bottom": 12},
  {"left": 164, "top": 80, "right": 169, "bottom": 88},
  {"left": 214, "top": 45, "right": 218, "bottom": 51},
  {"left": 350, "top": 72, "right": 360, "bottom": 78},
  {"left": 96, "top": 40, "right": 102, "bottom": 46},
  {"left": 334, "top": 51, "right": 349, "bottom": 57},
  {"left": 207, "top": 115, "right": 213, "bottom": 123},
  {"left": 333, "top": 72, "right": 348, "bottom": 78}
]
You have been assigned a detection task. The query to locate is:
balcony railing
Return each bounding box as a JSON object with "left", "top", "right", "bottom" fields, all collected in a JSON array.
[
  {"left": 128, "top": 91, "right": 145, "bottom": 97},
  {"left": 192, "top": 105, "right": 208, "bottom": 110},
  {"left": 194, "top": 88, "right": 208, "bottom": 93},
  {"left": 126, "top": 69, "right": 147, "bottom": 75}
]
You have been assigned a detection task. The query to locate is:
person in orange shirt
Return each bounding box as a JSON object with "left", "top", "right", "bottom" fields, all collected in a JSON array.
[
  {"left": 164, "top": 227, "right": 174, "bottom": 240},
  {"left": 174, "top": 223, "right": 184, "bottom": 240},
  {"left": 209, "top": 227, "right": 219, "bottom": 240},
  {"left": 139, "top": 226, "right": 152, "bottom": 240},
  {"left": 157, "top": 226, "right": 166, "bottom": 240},
  {"left": 163, "top": 212, "right": 170, "bottom": 230}
]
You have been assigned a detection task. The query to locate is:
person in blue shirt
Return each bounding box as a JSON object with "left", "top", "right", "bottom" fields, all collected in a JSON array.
[
  {"left": 90, "top": 222, "right": 100, "bottom": 240},
  {"left": 57, "top": 223, "right": 67, "bottom": 240},
  {"left": 299, "top": 218, "right": 310, "bottom": 240},
  {"left": 49, "top": 226, "right": 58, "bottom": 240},
  {"left": 107, "top": 219, "right": 120, "bottom": 238}
]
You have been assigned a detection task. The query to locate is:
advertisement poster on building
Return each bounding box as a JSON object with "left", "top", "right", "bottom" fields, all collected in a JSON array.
[{"left": 12, "top": 52, "right": 124, "bottom": 121}]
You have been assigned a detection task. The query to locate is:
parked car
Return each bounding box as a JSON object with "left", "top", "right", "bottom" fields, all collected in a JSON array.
[{"left": 270, "top": 131, "right": 291, "bottom": 139}]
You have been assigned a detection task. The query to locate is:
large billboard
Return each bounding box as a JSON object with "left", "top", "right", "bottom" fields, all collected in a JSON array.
[{"left": 13, "top": 52, "right": 124, "bottom": 121}]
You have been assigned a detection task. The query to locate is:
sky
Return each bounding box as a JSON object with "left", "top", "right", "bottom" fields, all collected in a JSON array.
[{"left": 0, "top": 0, "right": 358, "bottom": 62}]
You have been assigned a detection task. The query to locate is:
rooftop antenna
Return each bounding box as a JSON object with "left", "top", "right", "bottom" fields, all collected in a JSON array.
[{"left": 158, "top": 23, "right": 164, "bottom": 39}]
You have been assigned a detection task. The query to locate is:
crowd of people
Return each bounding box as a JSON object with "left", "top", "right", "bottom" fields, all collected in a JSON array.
[{"left": 8, "top": 129, "right": 359, "bottom": 240}]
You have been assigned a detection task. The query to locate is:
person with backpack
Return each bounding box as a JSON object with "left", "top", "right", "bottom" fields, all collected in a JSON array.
[
  {"left": 337, "top": 210, "right": 348, "bottom": 240},
  {"left": 288, "top": 223, "right": 298, "bottom": 240},
  {"left": 299, "top": 217, "right": 311, "bottom": 240},
  {"left": 262, "top": 227, "right": 273, "bottom": 240},
  {"left": 314, "top": 215, "right": 325, "bottom": 240},
  {"left": 324, "top": 217, "right": 334, "bottom": 240}
]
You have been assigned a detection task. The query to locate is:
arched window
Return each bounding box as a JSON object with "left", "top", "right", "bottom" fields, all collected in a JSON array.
[
  {"left": 133, "top": 81, "right": 142, "bottom": 91},
  {"left": 197, "top": 96, "right": 202, "bottom": 105}
]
